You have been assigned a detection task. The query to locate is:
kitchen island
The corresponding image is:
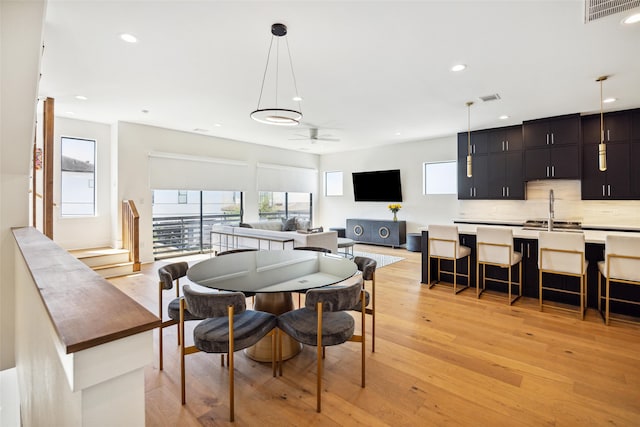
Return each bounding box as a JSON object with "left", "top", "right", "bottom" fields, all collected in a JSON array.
[{"left": 420, "top": 221, "right": 640, "bottom": 319}]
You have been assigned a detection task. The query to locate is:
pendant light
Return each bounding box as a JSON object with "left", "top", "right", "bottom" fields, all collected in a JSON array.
[
  {"left": 251, "top": 23, "right": 302, "bottom": 126},
  {"left": 466, "top": 101, "right": 474, "bottom": 177},
  {"left": 597, "top": 75, "right": 608, "bottom": 171}
]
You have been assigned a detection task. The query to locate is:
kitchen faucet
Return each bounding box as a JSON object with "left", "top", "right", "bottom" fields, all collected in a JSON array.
[{"left": 548, "top": 189, "right": 554, "bottom": 231}]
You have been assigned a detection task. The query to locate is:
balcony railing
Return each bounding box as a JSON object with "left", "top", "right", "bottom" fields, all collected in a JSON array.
[{"left": 152, "top": 213, "right": 240, "bottom": 259}]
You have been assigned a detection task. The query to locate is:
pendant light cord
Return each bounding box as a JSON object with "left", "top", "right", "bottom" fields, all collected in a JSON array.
[{"left": 256, "top": 36, "right": 275, "bottom": 110}]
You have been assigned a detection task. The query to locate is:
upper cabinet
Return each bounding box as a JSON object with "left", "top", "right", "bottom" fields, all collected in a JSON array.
[
  {"left": 581, "top": 110, "right": 633, "bottom": 200},
  {"left": 457, "top": 125, "right": 524, "bottom": 200},
  {"left": 523, "top": 114, "right": 581, "bottom": 180}
]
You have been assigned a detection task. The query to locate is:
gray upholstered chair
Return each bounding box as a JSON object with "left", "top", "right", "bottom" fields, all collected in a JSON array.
[
  {"left": 538, "top": 231, "right": 588, "bottom": 319},
  {"left": 353, "top": 256, "right": 377, "bottom": 352},
  {"left": 277, "top": 277, "right": 365, "bottom": 413},
  {"left": 157, "top": 262, "right": 202, "bottom": 371},
  {"left": 217, "top": 248, "right": 258, "bottom": 304},
  {"left": 180, "top": 285, "right": 277, "bottom": 422},
  {"left": 598, "top": 235, "right": 640, "bottom": 325},
  {"left": 292, "top": 246, "right": 333, "bottom": 307}
]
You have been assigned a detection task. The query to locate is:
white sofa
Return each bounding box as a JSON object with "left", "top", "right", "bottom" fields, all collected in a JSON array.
[{"left": 212, "top": 220, "right": 338, "bottom": 254}]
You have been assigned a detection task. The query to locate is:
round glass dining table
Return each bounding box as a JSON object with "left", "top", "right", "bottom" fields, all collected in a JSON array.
[{"left": 187, "top": 250, "right": 358, "bottom": 361}]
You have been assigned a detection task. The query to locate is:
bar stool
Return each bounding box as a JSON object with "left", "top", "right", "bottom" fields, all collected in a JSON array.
[
  {"left": 476, "top": 227, "right": 522, "bottom": 305},
  {"left": 538, "top": 231, "right": 588, "bottom": 319},
  {"left": 427, "top": 225, "right": 471, "bottom": 294},
  {"left": 598, "top": 235, "right": 640, "bottom": 325}
]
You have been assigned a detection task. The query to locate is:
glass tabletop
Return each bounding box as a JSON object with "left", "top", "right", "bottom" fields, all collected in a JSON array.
[{"left": 187, "top": 250, "right": 357, "bottom": 293}]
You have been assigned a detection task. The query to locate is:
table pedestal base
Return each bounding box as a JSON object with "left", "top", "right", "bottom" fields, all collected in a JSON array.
[{"left": 245, "top": 291, "right": 302, "bottom": 362}]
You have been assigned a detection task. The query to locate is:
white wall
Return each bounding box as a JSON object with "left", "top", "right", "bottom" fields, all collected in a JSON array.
[
  {"left": 52, "top": 117, "right": 112, "bottom": 249},
  {"left": 116, "top": 122, "right": 320, "bottom": 262},
  {"left": 0, "top": 0, "right": 46, "bottom": 370},
  {"left": 318, "top": 136, "right": 460, "bottom": 233}
]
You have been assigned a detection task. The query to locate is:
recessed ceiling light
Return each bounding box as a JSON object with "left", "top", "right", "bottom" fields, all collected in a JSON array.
[
  {"left": 120, "top": 33, "right": 138, "bottom": 43},
  {"left": 603, "top": 97, "right": 617, "bottom": 103},
  {"left": 622, "top": 13, "right": 640, "bottom": 24},
  {"left": 66, "top": 111, "right": 75, "bottom": 115},
  {"left": 499, "top": 115, "right": 510, "bottom": 120},
  {"left": 213, "top": 123, "right": 222, "bottom": 127},
  {"left": 292, "top": 96, "right": 303, "bottom": 102},
  {"left": 75, "top": 95, "right": 87, "bottom": 100},
  {"left": 451, "top": 64, "right": 467, "bottom": 72},
  {"left": 395, "top": 132, "right": 401, "bottom": 136}
]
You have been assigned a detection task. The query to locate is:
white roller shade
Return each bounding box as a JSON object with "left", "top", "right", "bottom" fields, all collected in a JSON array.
[
  {"left": 256, "top": 163, "right": 318, "bottom": 193},
  {"left": 149, "top": 152, "right": 249, "bottom": 191}
]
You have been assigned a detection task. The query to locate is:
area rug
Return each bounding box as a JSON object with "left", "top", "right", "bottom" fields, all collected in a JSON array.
[{"left": 352, "top": 251, "right": 405, "bottom": 268}]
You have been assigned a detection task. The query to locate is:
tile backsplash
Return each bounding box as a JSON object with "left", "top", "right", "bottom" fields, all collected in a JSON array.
[{"left": 458, "top": 180, "right": 640, "bottom": 227}]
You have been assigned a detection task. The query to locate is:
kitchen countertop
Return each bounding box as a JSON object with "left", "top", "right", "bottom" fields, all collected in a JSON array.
[{"left": 422, "top": 222, "right": 640, "bottom": 244}]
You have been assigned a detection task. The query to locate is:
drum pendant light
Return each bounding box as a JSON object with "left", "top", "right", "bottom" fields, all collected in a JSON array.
[
  {"left": 466, "top": 101, "right": 474, "bottom": 178},
  {"left": 251, "top": 23, "right": 302, "bottom": 126},
  {"left": 597, "top": 75, "right": 608, "bottom": 171}
]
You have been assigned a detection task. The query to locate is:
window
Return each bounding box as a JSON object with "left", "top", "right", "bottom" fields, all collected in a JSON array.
[
  {"left": 423, "top": 161, "right": 457, "bottom": 195},
  {"left": 152, "top": 190, "right": 242, "bottom": 259},
  {"left": 325, "top": 171, "right": 343, "bottom": 196},
  {"left": 61, "top": 136, "right": 96, "bottom": 216},
  {"left": 259, "top": 191, "right": 311, "bottom": 222}
]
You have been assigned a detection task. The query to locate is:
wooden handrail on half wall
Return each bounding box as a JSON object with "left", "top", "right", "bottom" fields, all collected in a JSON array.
[{"left": 122, "top": 200, "right": 141, "bottom": 272}]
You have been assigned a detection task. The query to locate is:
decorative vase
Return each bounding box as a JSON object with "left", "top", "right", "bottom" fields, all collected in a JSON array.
[{"left": 393, "top": 212, "right": 397, "bottom": 222}]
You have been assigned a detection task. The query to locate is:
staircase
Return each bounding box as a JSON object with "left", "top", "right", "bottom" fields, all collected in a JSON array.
[
  {"left": 70, "top": 247, "right": 135, "bottom": 278},
  {"left": 70, "top": 200, "right": 141, "bottom": 279}
]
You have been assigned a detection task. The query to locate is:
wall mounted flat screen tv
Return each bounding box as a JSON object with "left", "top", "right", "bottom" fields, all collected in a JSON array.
[{"left": 352, "top": 169, "right": 403, "bottom": 202}]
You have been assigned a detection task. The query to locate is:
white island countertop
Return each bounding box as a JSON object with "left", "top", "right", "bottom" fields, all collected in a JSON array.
[{"left": 420, "top": 222, "right": 640, "bottom": 245}]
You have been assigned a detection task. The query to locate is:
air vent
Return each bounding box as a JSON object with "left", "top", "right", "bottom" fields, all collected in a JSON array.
[
  {"left": 584, "top": 0, "right": 640, "bottom": 22},
  {"left": 479, "top": 93, "right": 501, "bottom": 102}
]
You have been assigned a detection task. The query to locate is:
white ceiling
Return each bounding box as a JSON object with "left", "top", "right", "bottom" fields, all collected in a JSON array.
[{"left": 39, "top": 1, "right": 640, "bottom": 154}]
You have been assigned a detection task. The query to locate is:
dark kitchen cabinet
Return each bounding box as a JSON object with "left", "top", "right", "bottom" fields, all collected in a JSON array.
[
  {"left": 458, "top": 153, "right": 489, "bottom": 199},
  {"left": 515, "top": 238, "right": 538, "bottom": 298},
  {"left": 632, "top": 140, "right": 640, "bottom": 197},
  {"left": 458, "top": 132, "right": 489, "bottom": 199},
  {"left": 523, "top": 114, "right": 580, "bottom": 181},
  {"left": 488, "top": 151, "right": 524, "bottom": 199},
  {"left": 523, "top": 114, "right": 580, "bottom": 147},
  {"left": 457, "top": 130, "right": 488, "bottom": 156},
  {"left": 524, "top": 145, "right": 580, "bottom": 180},
  {"left": 582, "top": 142, "right": 631, "bottom": 199},
  {"left": 487, "top": 125, "right": 523, "bottom": 153},
  {"left": 581, "top": 110, "right": 630, "bottom": 145},
  {"left": 581, "top": 109, "right": 637, "bottom": 200}
]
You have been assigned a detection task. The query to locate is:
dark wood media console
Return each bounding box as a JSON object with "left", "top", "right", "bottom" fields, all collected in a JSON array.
[{"left": 346, "top": 218, "right": 406, "bottom": 248}]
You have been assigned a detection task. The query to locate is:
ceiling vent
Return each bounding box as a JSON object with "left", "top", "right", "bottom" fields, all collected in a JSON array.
[
  {"left": 584, "top": 0, "right": 640, "bottom": 22},
  {"left": 479, "top": 93, "right": 501, "bottom": 102}
]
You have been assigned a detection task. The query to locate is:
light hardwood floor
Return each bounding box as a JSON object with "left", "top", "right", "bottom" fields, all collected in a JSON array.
[{"left": 109, "top": 244, "right": 640, "bottom": 426}]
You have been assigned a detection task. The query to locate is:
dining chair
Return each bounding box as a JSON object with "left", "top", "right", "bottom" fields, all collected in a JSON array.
[
  {"left": 277, "top": 277, "right": 365, "bottom": 413},
  {"left": 292, "top": 246, "right": 332, "bottom": 307},
  {"left": 180, "top": 285, "right": 277, "bottom": 422},
  {"left": 598, "top": 235, "right": 640, "bottom": 325},
  {"left": 157, "top": 262, "right": 203, "bottom": 371},
  {"left": 476, "top": 226, "right": 522, "bottom": 305},
  {"left": 427, "top": 225, "right": 471, "bottom": 294},
  {"left": 352, "top": 256, "right": 377, "bottom": 352},
  {"left": 217, "top": 248, "right": 258, "bottom": 305},
  {"left": 538, "top": 231, "right": 588, "bottom": 319}
]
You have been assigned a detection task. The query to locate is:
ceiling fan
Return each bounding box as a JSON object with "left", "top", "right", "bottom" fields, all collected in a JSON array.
[{"left": 289, "top": 128, "right": 340, "bottom": 143}]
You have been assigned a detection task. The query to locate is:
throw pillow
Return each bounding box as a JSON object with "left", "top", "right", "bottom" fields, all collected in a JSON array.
[
  {"left": 295, "top": 218, "right": 311, "bottom": 230},
  {"left": 281, "top": 217, "right": 297, "bottom": 231}
]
